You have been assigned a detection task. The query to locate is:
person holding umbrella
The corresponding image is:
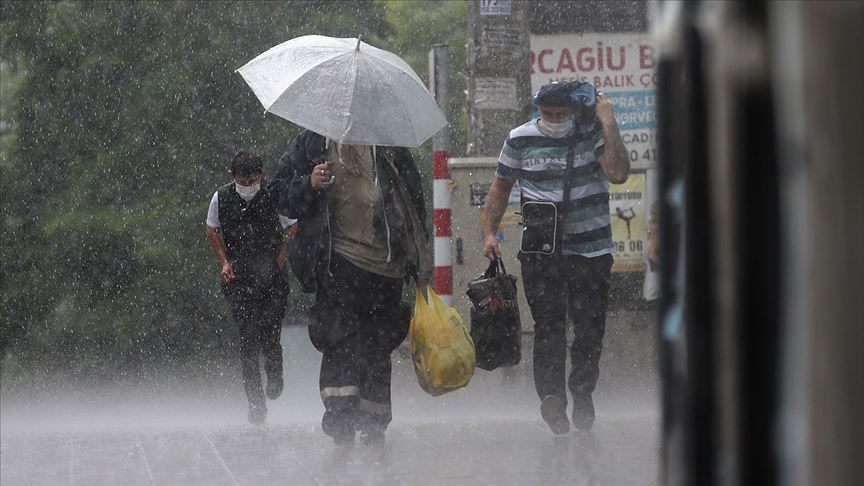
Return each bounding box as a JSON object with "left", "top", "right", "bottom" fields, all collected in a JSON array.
[
  {"left": 237, "top": 35, "right": 442, "bottom": 446},
  {"left": 270, "top": 132, "right": 433, "bottom": 447}
]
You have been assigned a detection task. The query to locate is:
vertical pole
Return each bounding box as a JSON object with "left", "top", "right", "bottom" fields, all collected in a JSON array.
[
  {"left": 466, "top": 0, "right": 532, "bottom": 156},
  {"left": 429, "top": 44, "right": 452, "bottom": 305}
]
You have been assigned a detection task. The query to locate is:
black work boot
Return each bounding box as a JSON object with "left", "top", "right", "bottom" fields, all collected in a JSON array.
[
  {"left": 540, "top": 395, "right": 570, "bottom": 435},
  {"left": 571, "top": 393, "right": 595, "bottom": 430},
  {"left": 322, "top": 416, "right": 355, "bottom": 448}
]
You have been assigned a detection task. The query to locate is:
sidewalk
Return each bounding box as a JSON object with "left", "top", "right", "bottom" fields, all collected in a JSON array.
[{"left": 1, "top": 320, "right": 659, "bottom": 485}]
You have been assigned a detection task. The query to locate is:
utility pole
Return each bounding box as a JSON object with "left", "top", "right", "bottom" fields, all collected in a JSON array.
[{"left": 466, "top": 0, "right": 532, "bottom": 156}]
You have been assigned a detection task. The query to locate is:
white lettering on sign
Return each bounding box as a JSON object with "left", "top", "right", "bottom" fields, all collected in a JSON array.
[
  {"left": 480, "top": 0, "right": 511, "bottom": 16},
  {"left": 530, "top": 33, "right": 658, "bottom": 170},
  {"left": 530, "top": 34, "right": 656, "bottom": 92}
]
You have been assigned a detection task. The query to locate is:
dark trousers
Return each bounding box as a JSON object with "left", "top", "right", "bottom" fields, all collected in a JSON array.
[
  {"left": 310, "top": 253, "right": 407, "bottom": 437},
  {"left": 223, "top": 277, "right": 289, "bottom": 408},
  {"left": 519, "top": 252, "right": 613, "bottom": 406}
]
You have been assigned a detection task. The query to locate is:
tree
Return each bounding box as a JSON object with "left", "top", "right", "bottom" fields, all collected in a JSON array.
[
  {"left": 1, "top": 0, "right": 470, "bottom": 386},
  {"left": 0, "top": 0, "right": 407, "bottom": 384}
]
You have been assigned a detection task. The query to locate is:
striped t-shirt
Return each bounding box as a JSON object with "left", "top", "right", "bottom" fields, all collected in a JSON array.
[{"left": 496, "top": 119, "right": 613, "bottom": 257}]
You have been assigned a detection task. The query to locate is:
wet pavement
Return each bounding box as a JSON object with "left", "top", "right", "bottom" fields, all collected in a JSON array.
[{"left": 1, "top": 313, "right": 659, "bottom": 485}]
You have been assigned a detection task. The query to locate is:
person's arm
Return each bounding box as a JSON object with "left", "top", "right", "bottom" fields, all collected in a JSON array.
[
  {"left": 269, "top": 131, "right": 329, "bottom": 218},
  {"left": 481, "top": 176, "right": 517, "bottom": 260},
  {"left": 206, "top": 225, "right": 235, "bottom": 283},
  {"left": 595, "top": 92, "right": 629, "bottom": 184},
  {"left": 275, "top": 237, "right": 289, "bottom": 271},
  {"left": 275, "top": 223, "right": 296, "bottom": 270}
]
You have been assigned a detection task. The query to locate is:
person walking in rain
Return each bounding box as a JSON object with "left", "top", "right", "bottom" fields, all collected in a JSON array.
[
  {"left": 206, "top": 150, "right": 296, "bottom": 425},
  {"left": 269, "top": 129, "right": 432, "bottom": 447},
  {"left": 481, "top": 81, "right": 629, "bottom": 434}
]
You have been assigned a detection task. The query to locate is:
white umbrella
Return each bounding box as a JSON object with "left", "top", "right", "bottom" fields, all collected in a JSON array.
[{"left": 236, "top": 35, "right": 447, "bottom": 147}]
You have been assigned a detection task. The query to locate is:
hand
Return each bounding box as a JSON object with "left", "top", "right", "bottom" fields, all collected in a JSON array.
[
  {"left": 220, "top": 262, "right": 236, "bottom": 284},
  {"left": 482, "top": 233, "right": 501, "bottom": 261},
  {"left": 311, "top": 161, "right": 335, "bottom": 191},
  {"left": 595, "top": 92, "right": 616, "bottom": 126},
  {"left": 276, "top": 253, "right": 287, "bottom": 271}
]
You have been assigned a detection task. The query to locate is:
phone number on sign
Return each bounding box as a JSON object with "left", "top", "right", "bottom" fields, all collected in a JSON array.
[{"left": 614, "top": 240, "right": 644, "bottom": 253}]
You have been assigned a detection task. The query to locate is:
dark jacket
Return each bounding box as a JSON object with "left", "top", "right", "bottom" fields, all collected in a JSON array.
[
  {"left": 217, "top": 182, "right": 284, "bottom": 291},
  {"left": 267, "top": 130, "right": 428, "bottom": 293}
]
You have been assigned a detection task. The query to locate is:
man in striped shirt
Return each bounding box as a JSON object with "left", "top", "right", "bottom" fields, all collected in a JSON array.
[{"left": 482, "top": 81, "right": 629, "bottom": 434}]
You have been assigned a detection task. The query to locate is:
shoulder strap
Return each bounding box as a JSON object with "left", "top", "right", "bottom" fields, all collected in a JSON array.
[{"left": 561, "top": 134, "right": 579, "bottom": 210}]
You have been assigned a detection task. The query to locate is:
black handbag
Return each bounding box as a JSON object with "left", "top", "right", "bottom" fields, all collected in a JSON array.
[
  {"left": 519, "top": 201, "right": 559, "bottom": 255},
  {"left": 466, "top": 258, "right": 521, "bottom": 370}
]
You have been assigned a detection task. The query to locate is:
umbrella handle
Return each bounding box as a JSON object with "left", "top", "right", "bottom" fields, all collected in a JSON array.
[{"left": 355, "top": 36, "right": 362, "bottom": 52}]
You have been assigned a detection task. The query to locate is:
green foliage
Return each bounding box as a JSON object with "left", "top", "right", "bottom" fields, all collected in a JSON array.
[{"left": 0, "top": 0, "right": 466, "bottom": 385}]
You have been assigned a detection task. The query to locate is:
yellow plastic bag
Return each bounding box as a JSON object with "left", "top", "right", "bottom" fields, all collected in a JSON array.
[{"left": 409, "top": 286, "right": 476, "bottom": 396}]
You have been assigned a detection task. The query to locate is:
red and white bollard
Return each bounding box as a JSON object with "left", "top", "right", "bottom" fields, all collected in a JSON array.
[
  {"left": 429, "top": 44, "right": 452, "bottom": 305},
  {"left": 433, "top": 150, "right": 452, "bottom": 305}
]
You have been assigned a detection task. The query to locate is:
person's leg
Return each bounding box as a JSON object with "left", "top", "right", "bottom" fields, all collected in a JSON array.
[
  {"left": 319, "top": 337, "right": 361, "bottom": 446},
  {"left": 224, "top": 286, "right": 267, "bottom": 423},
  {"left": 519, "top": 253, "right": 570, "bottom": 434},
  {"left": 566, "top": 253, "right": 613, "bottom": 429},
  {"left": 313, "top": 254, "right": 366, "bottom": 446},
  {"left": 261, "top": 281, "right": 288, "bottom": 400},
  {"left": 355, "top": 277, "right": 404, "bottom": 445},
  {"left": 355, "top": 327, "right": 392, "bottom": 445}
]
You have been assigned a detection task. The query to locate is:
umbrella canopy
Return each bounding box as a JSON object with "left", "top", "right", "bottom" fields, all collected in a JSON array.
[{"left": 237, "top": 35, "right": 448, "bottom": 147}]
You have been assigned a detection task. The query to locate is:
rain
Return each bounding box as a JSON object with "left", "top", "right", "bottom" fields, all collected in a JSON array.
[{"left": 1, "top": 1, "right": 862, "bottom": 486}]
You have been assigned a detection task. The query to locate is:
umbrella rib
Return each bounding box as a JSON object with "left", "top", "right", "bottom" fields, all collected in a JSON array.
[
  {"left": 367, "top": 60, "right": 416, "bottom": 145},
  {"left": 261, "top": 52, "right": 346, "bottom": 113},
  {"left": 237, "top": 44, "right": 347, "bottom": 113},
  {"left": 263, "top": 54, "right": 354, "bottom": 141},
  {"left": 340, "top": 53, "right": 360, "bottom": 144},
  {"left": 361, "top": 48, "right": 427, "bottom": 86},
  {"left": 237, "top": 38, "right": 350, "bottom": 72}
]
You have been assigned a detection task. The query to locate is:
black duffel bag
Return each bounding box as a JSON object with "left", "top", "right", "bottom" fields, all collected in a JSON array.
[{"left": 466, "top": 258, "right": 521, "bottom": 370}]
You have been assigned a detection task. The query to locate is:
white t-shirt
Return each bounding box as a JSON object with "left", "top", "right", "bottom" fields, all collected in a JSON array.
[{"left": 206, "top": 191, "right": 296, "bottom": 229}]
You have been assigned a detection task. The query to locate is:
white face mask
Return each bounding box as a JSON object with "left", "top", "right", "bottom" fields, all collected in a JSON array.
[
  {"left": 235, "top": 182, "right": 260, "bottom": 201},
  {"left": 538, "top": 118, "right": 574, "bottom": 138}
]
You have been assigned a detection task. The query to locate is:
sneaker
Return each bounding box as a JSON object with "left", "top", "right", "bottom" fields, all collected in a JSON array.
[
  {"left": 571, "top": 393, "right": 595, "bottom": 430},
  {"left": 540, "top": 395, "right": 570, "bottom": 435},
  {"left": 248, "top": 403, "right": 267, "bottom": 425},
  {"left": 266, "top": 374, "right": 283, "bottom": 400}
]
